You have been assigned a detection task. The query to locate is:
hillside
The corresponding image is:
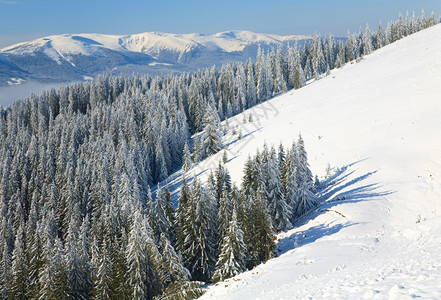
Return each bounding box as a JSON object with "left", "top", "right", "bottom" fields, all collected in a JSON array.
[
  {"left": 0, "top": 30, "right": 310, "bottom": 87},
  {"left": 182, "top": 23, "right": 441, "bottom": 299}
]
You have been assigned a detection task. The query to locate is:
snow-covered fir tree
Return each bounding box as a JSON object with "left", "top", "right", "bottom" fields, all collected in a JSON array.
[
  {"left": 211, "top": 208, "right": 247, "bottom": 282},
  {"left": 154, "top": 185, "right": 175, "bottom": 243},
  {"left": 294, "top": 181, "right": 319, "bottom": 217},
  {"left": 158, "top": 233, "right": 190, "bottom": 285},
  {"left": 175, "top": 177, "right": 190, "bottom": 257},
  {"left": 250, "top": 187, "right": 276, "bottom": 265},
  {"left": 201, "top": 104, "right": 223, "bottom": 157},
  {"left": 182, "top": 141, "right": 192, "bottom": 171},
  {"left": 125, "top": 205, "right": 150, "bottom": 300},
  {"left": 266, "top": 147, "right": 293, "bottom": 232},
  {"left": 182, "top": 179, "right": 217, "bottom": 282}
]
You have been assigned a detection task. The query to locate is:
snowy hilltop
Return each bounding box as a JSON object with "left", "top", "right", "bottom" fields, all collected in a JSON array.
[
  {"left": 197, "top": 22, "right": 441, "bottom": 299},
  {"left": 0, "top": 30, "right": 310, "bottom": 86}
]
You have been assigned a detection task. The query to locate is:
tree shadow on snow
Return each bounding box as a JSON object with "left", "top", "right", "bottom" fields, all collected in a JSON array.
[
  {"left": 277, "top": 221, "right": 357, "bottom": 256},
  {"left": 277, "top": 159, "right": 394, "bottom": 256},
  {"left": 226, "top": 128, "right": 261, "bottom": 148},
  {"left": 316, "top": 159, "right": 393, "bottom": 204}
]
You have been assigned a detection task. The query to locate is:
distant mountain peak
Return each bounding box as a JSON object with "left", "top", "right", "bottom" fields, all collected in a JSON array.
[{"left": 0, "top": 30, "right": 312, "bottom": 86}]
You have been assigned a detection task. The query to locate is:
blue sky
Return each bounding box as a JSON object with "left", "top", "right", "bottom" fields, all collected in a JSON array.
[{"left": 0, "top": 0, "right": 440, "bottom": 47}]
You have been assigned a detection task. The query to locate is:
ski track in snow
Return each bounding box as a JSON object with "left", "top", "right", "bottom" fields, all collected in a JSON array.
[{"left": 186, "top": 24, "right": 441, "bottom": 299}]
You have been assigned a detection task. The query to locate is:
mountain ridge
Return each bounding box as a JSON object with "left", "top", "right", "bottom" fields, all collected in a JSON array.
[{"left": 0, "top": 30, "right": 311, "bottom": 86}]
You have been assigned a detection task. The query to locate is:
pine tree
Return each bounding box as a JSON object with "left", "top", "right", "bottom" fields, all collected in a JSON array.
[
  {"left": 211, "top": 208, "right": 247, "bottom": 282},
  {"left": 10, "top": 224, "right": 28, "bottom": 299},
  {"left": 334, "top": 41, "right": 345, "bottom": 68},
  {"left": 201, "top": 105, "right": 223, "bottom": 157},
  {"left": 214, "top": 161, "right": 232, "bottom": 202},
  {"left": 294, "top": 64, "right": 306, "bottom": 90},
  {"left": 182, "top": 179, "right": 217, "bottom": 282},
  {"left": 278, "top": 143, "right": 286, "bottom": 167},
  {"left": 163, "top": 184, "right": 176, "bottom": 243},
  {"left": 326, "top": 35, "right": 337, "bottom": 70},
  {"left": 125, "top": 205, "right": 149, "bottom": 300},
  {"left": 273, "top": 47, "right": 287, "bottom": 94},
  {"left": 235, "top": 63, "right": 247, "bottom": 111},
  {"left": 250, "top": 187, "right": 276, "bottom": 265},
  {"left": 254, "top": 45, "right": 263, "bottom": 86},
  {"left": 345, "top": 31, "right": 354, "bottom": 62},
  {"left": 154, "top": 141, "right": 169, "bottom": 182},
  {"left": 312, "top": 35, "right": 327, "bottom": 80},
  {"left": 79, "top": 215, "right": 93, "bottom": 298},
  {"left": 92, "top": 239, "right": 113, "bottom": 300},
  {"left": 266, "top": 149, "right": 292, "bottom": 232},
  {"left": 376, "top": 22, "right": 385, "bottom": 49},
  {"left": 182, "top": 141, "right": 192, "bottom": 171},
  {"left": 281, "top": 146, "right": 299, "bottom": 221},
  {"left": 203, "top": 174, "right": 220, "bottom": 255},
  {"left": 175, "top": 177, "right": 190, "bottom": 256},
  {"left": 265, "top": 55, "right": 274, "bottom": 97},
  {"left": 237, "top": 193, "right": 254, "bottom": 270},
  {"left": 192, "top": 137, "right": 202, "bottom": 164},
  {"left": 415, "top": 11, "right": 424, "bottom": 32},
  {"left": 410, "top": 12, "right": 419, "bottom": 34},
  {"left": 39, "top": 237, "right": 68, "bottom": 300},
  {"left": 256, "top": 144, "right": 270, "bottom": 200},
  {"left": 292, "top": 135, "right": 318, "bottom": 217},
  {"left": 246, "top": 59, "right": 257, "bottom": 108},
  {"left": 222, "top": 147, "right": 228, "bottom": 164},
  {"left": 427, "top": 11, "right": 436, "bottom": 28},
  {"left": 217, "top": 184, "right": 232, "bottom": 242},
  {"left": 363, "top": 24, "right": 373, "bottom": 55},
  {"left": 296, "top": 134, "right": 313, "bottom": 185},
  {"left": 241, "top": 154, "right": 259, "bottom": 197},
  {"left": 257, "top": 52, "right": 269, "bottom": 102},
  {"left": 294, "top": 181, "right": 318, "bottom": 217},
  {"left": 396, "top": 13, "right": 404, "bottom": 40},
  {"left": 65, "top": 210, "right": 90, "bottom": 300},
  {"left": 155, "top": 185, "right": 175, "bottom": 243},
  {"left": 158, "top": 233, "right": 190, "bottom": 286},
  {"left": 0, "top": 238, "right": 11, "bottom": 300}
]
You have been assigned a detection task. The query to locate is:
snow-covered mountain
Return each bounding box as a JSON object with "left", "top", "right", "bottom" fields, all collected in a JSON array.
[
  {"left": 162, "top": 24, "right": 440, "bottom": 298},
  {"left": 0, "top": 31, "right": 310, "bottom": 86}
]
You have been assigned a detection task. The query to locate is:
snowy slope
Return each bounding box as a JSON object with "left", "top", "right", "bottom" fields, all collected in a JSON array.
[{"left": 179, "top": 24, "right": 441, "bottom": 299}]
